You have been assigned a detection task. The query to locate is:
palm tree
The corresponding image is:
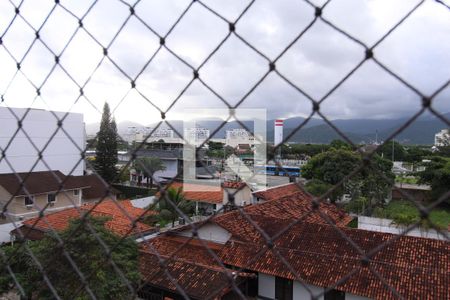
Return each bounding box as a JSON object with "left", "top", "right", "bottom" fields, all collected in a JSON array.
[
  {"left": 134, "top": 157, "right": 166, "bottom": 188},
  {"left": 155, "top": 187, "right": 194, "bottom": 227}
]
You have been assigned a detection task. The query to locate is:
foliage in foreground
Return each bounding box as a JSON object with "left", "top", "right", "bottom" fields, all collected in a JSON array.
[
  {"left": 153, "top": 187, "right": 195, "bottom": 227},
  {"left": 373, "top": 200, "right": 450, "bottom": 229},
  {"left": 0, "top": 216, "right": 139, "bottom": 299}
]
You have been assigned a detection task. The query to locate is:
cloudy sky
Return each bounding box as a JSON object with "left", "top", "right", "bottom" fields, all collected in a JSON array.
[{"left": 0, "top": 0, "right": 449, "bottom": 126}]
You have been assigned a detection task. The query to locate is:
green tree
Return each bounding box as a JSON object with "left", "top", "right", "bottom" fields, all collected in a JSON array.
[
  {"left": 95, "top": 103, "right": 118, "bottom": 183},
  {"left": 302, "top": 149, "right": 394, "bottom": 208},
  {"left": 330, "top": 139, "right": 352, "bottom": 150},
  {"left": 417, "top": 156, "right": 450, "bottom": 203},
  {"left": 0, "top": 216, "right": 139, "bottom": 299},
  {"left": 376, "top": 140, "right": 407, "bottom": 161},
  {"left": 304, "top": 179, "right": 332, "bottom": 197},
  {"left": 134, "top": 157, "right": 166, "bottom": 188},
  {"left": 154, "top": 187, "right": 194, "bottom": 227}
]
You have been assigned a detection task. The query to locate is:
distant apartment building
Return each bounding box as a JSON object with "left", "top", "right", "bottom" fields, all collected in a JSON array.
[
  {"left": 184, "top": 127, "right": 210, "bottom": 147},
  {"left": 435, "top": 129, "right": 450, "bottom": 146},
  {"left": 0, "top": 107, "right": 85, "bottom": 176},
  {"left": 225, "top": 128, "right": 255, "bottom": 148},
  {"left": 125, "top": 126, "right": 180, "bottom": 144}
]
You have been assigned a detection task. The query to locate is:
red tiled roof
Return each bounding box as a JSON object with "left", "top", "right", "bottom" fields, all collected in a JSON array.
[
  {"left": 222, "top": 181, "right": 247, "bottom": 190},
  {"left": 141, "top": 234, "right": 224, "bottom": 267},
  {"left": 139, "top": 250, "right": 247, "bottom": 300},
  {"left": 157, "top": 182, "right": 223, "bottom": 204},
  {"left": 219, "top": 221, "right": 450, "bottom": 299},
  {"left": 0, "top": 171, "right": 89, "bottom": 196},
  {"left": 253, "top": 183, "right": 304, "bottom": 201},
  {"left": 213, "top": 191, "right": 352, "bottom": 239},
  {"left": 19, "top": 199, "right": 157, "bottom": 237}
]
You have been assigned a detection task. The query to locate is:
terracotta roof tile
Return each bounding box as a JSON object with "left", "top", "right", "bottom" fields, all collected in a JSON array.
[
  {"left": 157, "top": 182, "right": 223, "bottom": 204},
  {"left": 219, "top": 222, "right": 450, "bottom": 299},
  {"left": 222, "top": 181, "right": 247, "bottom": 189},
  {"left": 139, "top": 250, "right": 247, "bottom": 299},
  {"left": 19, "top": 199, "right": 157, "bottom": 237},
  {"left": 252, "top": 183, "right": 304, "bottom": 201}
]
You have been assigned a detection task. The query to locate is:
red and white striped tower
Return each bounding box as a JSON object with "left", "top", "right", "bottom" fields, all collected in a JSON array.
[{"left": 274, "top": 119, "right": 283, "bottom": 159}]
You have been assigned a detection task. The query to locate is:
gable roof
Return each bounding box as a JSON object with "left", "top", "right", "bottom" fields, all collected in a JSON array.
[
  {"left": 139, "top": 234, "right": 252, "bottom": 299},
  {"left": 15, "top": 199, "right": 157, "bottom": 238},
  {"left": 0, "top": 171, "right": 89, "bottom": 197},
  {"left": 252, "top": 183, "right": 304, "bottom": 201},
  {"left": 157, "top": 181, "right": 224, "bottom": 204},
  {"left": 66, "top": 175, "right": 119, "bottom": 200},
  {"left": 219, "top": 221, "right": 450, "bottom": 299}
]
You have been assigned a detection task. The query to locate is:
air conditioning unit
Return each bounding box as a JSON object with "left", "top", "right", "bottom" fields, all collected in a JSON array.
[{"left": 26, "top": 205, "right": 33, "bottom": 210}]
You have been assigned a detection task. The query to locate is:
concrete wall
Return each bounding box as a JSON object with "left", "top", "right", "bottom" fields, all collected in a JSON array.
[
  {"left": 178, "top": 222, "right": 231, "bottom": 244},
  {"left": 258, "top": 273, "right": 275, "bottom": 299},
  {"left": 0, "top": 107, "right": 85, "bottom": 176},
  {"left": 4, "top": 189, "right": 81, "bottom": 219},
  {"left": 358, "top": 216, "right": 447, "bottom": 240},
  {"left": 224, "top": 186, "right": 253, "bottom": 206},
  {"left": 293, "top": 281, "right": 324, "bottom": 300},
  {"left": 346, "top": 293, "right": 371, "bottom": 300}
]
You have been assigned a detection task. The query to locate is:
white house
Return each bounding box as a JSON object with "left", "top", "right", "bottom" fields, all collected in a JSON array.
[{"left": 0, "top": 107, "right": 85, "bottom": 176}]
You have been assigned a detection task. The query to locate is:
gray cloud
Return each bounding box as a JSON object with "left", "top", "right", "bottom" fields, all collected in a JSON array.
[{"left": 0, "top": 0, "right": 449, "bottom": 125}]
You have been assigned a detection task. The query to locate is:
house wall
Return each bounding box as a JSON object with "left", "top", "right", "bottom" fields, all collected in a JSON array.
[
  {"left": 258, "top": 273, "right": 275, "bottom": 299},
  {"left": 0, "top": 185, "right": 11, "bottom": 211},
  {"left": 223, "top": 186, "right": 252, "bottom": 206},
  {"left": 293, "top": 281, "right": 323, "bottom": 300},
  {"left": 5, "top": 189, "right": 81, "bottom": 218},
  {"left": 177, "top": 222, "right": 231, "bottom": 244},
  {"left": 257, "top": 274, "right": 369, "bottom": 300},
  {"left": 0, "top": 107, "right": 85, "bottom": 176},
  {"left": 346, "top": 293, "right": 371, "bottom": 300}
]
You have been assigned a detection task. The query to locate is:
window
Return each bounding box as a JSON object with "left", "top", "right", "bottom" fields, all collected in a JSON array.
[
  {"left": 24, "top": 196, "right": 34, "bottom": 206},
  {"left": 275, "top": 276, "right": 293, "bottom": 300},
  {"left": 47, "top": 193, "right": 56, "bottom": 203},
  {"left": 325, "top": 289, "right": 345, "bottom": 300},
  {"left": 73, "top": 189, "right": 79, "bottom": 196}
]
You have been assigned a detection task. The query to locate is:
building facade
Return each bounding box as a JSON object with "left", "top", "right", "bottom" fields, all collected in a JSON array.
[{"left": 0, "top": 107, "right": 85, "bottom": 176}]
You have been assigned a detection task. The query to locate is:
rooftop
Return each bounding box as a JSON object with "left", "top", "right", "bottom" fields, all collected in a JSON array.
[
  {"left": 13, "top": 199, "right": 157, "bottom": 238},
  {"left": 0, "top": 171, "right": 89, "bottom": 197}
]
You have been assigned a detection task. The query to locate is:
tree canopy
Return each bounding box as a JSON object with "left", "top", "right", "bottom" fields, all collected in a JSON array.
[
  {"left": 154, "top": 187, "right": 194, "bottom": 226},
  {"left": 0, "top": 216, "right": 139, "bottom": 299},
  {"left": 95, "top": 103, "right": 119, "bottom": 183},
  {"left": 134, "top": 157, "right": 166, "bottom": 188},
  {"left": 417, "top": 156, "right": 450, "bottom": 203},
  {"left": 302, "top": 148, "right": 394, "bottom": 208}
]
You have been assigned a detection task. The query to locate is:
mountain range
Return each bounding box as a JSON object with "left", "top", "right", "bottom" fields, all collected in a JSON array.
[{"left": 85, "top": 112, "right": 450, "bottom": 145}]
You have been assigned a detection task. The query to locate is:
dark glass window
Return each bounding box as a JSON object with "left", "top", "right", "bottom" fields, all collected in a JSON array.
[
  {"left": 73, "top": 189, "right": 79, "bottom": 196},
  {"left": 325, "top": 289, "right": 345, "bottom": 300},
  {"left": 24, "top": 196, "right": 34, "bottom": 206},
  {"left": 275, "top": 276, "right": 293, "bottom": 300},
  {"left": 48, "top": 193, "right": 56, "bottom": 203}
]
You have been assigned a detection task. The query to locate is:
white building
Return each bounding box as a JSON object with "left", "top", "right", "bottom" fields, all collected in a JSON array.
[
  {"left": 225, "top": 128, "right": 254, "bottom": 148},
  {"left": 125, "top": 127, "right": 178, "bottom": 143},
  {"left": 184, "top": 127, "right": 210, "bottom": 147},
  {"left": 0, "top": 107, "right": 85, "bottom": 176},
  {"left": 434, "top": 129, "right": 450, "bottom": 146}
]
